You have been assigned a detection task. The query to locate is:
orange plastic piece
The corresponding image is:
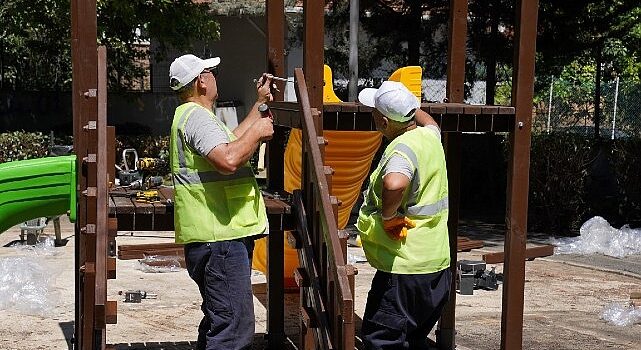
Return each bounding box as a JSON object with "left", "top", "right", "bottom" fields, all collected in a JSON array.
[{"left": 252, "top": 65, "right": 384, "bottom": 287}]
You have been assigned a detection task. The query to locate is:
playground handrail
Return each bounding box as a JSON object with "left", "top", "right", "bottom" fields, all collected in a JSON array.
[{"left": 293, "top": 67, "right": 355, "bottom": 349}]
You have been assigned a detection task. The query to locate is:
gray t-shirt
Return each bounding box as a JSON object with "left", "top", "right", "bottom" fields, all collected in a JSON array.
[
  {"left": 383, "top": 125, "right": 441, "bottom": 179},
  {"left": 183, "top": 107, "right": 229, "bottom": 157}
]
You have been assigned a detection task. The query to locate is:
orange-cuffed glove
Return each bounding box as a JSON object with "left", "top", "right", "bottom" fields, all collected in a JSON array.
[{"left": 382, "top": 216, "right": 416, "bottom": 240}]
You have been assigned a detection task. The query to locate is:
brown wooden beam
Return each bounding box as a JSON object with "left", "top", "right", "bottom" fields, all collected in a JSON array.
[
  {"left": 303, "top": 0, "right": 324, "bottom": 112},
  {"left": 502, "top": 0, "right": 539, "bottom": 349},
  {"left": 483, "top": 245, "right": 554, "bottom": 264},
  {"left": 439, "top": 0, "right": 468, "bottom": 348},
  {"left": 266, "top": 0, "right": 285, "bottom": 101}
]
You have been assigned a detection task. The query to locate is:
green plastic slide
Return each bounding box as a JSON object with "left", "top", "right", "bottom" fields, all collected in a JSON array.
[{"left": 0, "top": 155, "right": 77, "bottom": 234}]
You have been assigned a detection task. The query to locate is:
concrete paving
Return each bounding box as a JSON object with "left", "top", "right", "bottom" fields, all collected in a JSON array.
[{"left": 0, "top": 217, "right": 640, "bottom": 349}]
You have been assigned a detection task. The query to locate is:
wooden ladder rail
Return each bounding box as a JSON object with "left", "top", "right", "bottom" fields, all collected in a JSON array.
[{"left": 290, "top": 67, "right": 356, "bottom": 350}]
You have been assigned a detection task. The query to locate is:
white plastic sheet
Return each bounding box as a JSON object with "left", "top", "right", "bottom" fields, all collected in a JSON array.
[
  {"left": 10, "top": 236, "right": 60, "bottom": 256},
  {"left": 0, "top": 256, "right": 56, "bottom": 316},
  {"left": 553, "top": 216, "right": 641, "bottom": 258},
  {"left": 135, "top": 255, "right": 182, "bottom": 273},
  {"left": 601, "top": 302, "right": 641, "bottom": 326}
]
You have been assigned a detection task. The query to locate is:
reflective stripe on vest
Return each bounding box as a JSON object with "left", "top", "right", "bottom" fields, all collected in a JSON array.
[
  {"left": 173, "top": 167, "right": 255, "bottom": 186},
  {"left": 390, "top": 143, "right": 421, "bottom": 206},
  {"left": 407, "top": 196, "right": 449, "bottom": 216},
  {"left": 176, "top": 105, "right": 199, "bottom": 169}
]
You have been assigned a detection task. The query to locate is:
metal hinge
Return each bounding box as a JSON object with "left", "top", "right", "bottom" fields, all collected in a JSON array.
[
  {"left": 83, "top": 121, "right": 97, "bottom": 130},
  {"left": 84, "top": 154, "right": 96, "bottom": 163},
  {"left": 84, "top": 89, "right": 97, "bottom": 98},
  {"left": 82, "top": 187, "right": 97, "bottom": 197},
  {"left": 81, "top": 224, "right": 96, "bottom": 234}
]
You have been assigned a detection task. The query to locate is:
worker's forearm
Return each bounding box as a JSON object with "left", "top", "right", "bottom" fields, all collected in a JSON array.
[
  {"left": 233, "top": 102, "right": 262, "bottom": 138},
  {"left": 208, "top": 129, "right": 261, "bottom": 174},
  {"left": 381, "top": 188, "right": 405, "bottom": 218}
]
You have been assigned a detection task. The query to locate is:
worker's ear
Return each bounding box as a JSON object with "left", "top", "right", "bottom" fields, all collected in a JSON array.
[{"left": 380, "top": 116, "right": 390, "bottom": 131}]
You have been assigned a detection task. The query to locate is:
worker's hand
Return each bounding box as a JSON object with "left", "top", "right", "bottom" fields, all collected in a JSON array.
[
  {"left": 256, "top": 73, "right": 274, "bottom": 104},
  {"left": 253, "top": 116, "right": 274, "bottom": 141},
  {"left": 382, "top": 215, "right": 416, "bottom": 240}
]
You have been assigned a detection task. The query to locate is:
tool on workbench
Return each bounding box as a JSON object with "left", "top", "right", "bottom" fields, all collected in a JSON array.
[
  {"left": 135, "top": 190, "right": 161, "bottom": 203},
  {"left": 145, "top": 175, "right": 164, "bottom": 189},
  {"left": 138, "top": 157, "right": 166, "bottom": 171},
  {"left": 117, "top": 148, "right": 142, "bottom": 187}
]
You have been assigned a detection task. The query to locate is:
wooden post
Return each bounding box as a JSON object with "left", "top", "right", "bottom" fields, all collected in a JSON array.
[
  {"left": 438, "top": 0, "right": 467, "bottom": 348},
  {"left": 502, "top": 0, "right": 538, "bottom": 349}
]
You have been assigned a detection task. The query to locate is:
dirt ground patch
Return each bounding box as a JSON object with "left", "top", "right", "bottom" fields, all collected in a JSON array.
[{"left": 0, "top": 217, "right": 640, "bottom": 350}]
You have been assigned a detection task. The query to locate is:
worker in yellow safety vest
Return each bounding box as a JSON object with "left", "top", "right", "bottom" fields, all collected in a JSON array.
[
  {"left": 169, "top": 53, "right": 274, "bottom": 350},
  {"left": 357, "top": 81, "right": 451, "bottom": 350}
]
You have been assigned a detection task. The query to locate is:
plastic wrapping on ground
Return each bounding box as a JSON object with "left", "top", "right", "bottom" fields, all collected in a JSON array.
[
  {"left": 552, "top": 216, "right": 641, "bottom": 258},
  {"left": 136, "top": 255, "right": 183, "bottom": 273},
  {"left": 601, "top": 302, "right": 641, "bottom": 326},
  {"left": 10, "top": 236, "right": 60, "bottom": 256},
  {"left": 0, "top": 256, "right": 56, "bottom": 316}
]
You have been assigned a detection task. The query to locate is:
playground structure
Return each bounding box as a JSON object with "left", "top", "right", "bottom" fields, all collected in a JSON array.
[
  {"left": 0, "top": 0, "right": 538, "bottom": 349},
  {"left": 0, "top": 155, "right": 77, "bottom": 234}
]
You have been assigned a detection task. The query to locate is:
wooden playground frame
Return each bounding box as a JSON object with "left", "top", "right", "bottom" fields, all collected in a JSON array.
[{"left": 70, "top": 0, "right": 539, "bottom": 349}]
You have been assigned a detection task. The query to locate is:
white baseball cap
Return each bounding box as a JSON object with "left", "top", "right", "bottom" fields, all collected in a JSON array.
[
  {"left": 169, "top": 54, "right": 221, "bottom": 91},
  {"left": 358, "top": 81, "right": 420, "bottom": 122}
]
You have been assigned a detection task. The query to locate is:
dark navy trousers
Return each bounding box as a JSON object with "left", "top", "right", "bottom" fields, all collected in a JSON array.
[
  {"left": 361, "top": 268, "right": 452, "bottom": 350},
  {"left": 184, "top": 237, "right": 255, "bottom": 350}
]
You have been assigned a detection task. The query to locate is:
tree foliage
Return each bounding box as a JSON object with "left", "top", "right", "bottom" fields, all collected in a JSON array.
[{"left": 0, "top": 0, "right": 219, "bottom": 91}]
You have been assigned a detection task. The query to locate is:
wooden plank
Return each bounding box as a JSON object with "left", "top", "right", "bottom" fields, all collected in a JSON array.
[
  {"left": 107, "top": 257, "right": 116, "bottom": 280},
  {"left": 483, "top": 245, "right": 554, "bottom": 264},
  {"left": 457, "top": 240, "right": 484, "bottom": 252},
  {"left": 106, "top": 300, "right": 117, "bottom": 324}
]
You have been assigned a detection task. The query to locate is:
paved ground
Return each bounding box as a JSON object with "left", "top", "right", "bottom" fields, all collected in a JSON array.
[{"left": 0, "top": 217, "right": 640, "bottom": 350}]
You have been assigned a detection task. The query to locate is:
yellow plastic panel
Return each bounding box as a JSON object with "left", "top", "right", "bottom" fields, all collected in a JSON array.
[{"left": 388, "top": 66, "right": 423, "bottom": 100}]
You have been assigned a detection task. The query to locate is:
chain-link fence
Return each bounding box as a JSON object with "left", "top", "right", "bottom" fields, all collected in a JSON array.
[{"left": 532, "top": 77, "right": 641, "bottom": 138}]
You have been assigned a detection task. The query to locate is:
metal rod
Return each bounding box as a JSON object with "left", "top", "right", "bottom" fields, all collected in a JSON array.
[
  {"left": 611, "top": 76, "right": 620, "bottom": 140},
  {"left": 546, "top": 75, "right": 553, "bottom": 134},
  {"left": 253, "top": 75, "right": 288, "bottom": 83}
]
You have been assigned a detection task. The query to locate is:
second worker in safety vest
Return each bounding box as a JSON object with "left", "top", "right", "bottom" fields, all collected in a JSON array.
[
  {"left": 357, "top": 81, "right": 452, "bottom": 350},
  {"left": 168, "top": 54, "right": 274, "bottom": 350}
]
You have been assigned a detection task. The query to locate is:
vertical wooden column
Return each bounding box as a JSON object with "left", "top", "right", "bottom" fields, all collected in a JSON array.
[
  {"left": 267, "top": 0, "right": 285, "bottom": 101},
  {"left": 502, "top": 0, "right": 538, "bottom": 349},
  {"left": 266, "top": 0, "right": 286, "bottom": 193},
  {"left": 265, "top": 2, "right": 286, "bottom": 349},
  {"left": 438, "top": 0, "right": 467, "bottom": 348},
  {"left": 94, "top": 45, "right": 109, "bottom": 347},
  {"left": 71, "top": 0, "right": 97, "bottom": 348},
  {"left": 303, "top": 0, "right": 324, "bottom": 112}
]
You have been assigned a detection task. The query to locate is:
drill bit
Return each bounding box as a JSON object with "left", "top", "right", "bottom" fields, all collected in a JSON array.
[{"left": 253, "top": 74, "right": 288, "bottom": 83}]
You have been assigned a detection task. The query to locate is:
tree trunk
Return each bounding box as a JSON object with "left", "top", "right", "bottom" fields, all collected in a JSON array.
[
  {"left": 593, "top": 44, "right": 602, "bottom": 139},
  {"left": 407, "top": 0, "right": 422, "bottom": 65}
]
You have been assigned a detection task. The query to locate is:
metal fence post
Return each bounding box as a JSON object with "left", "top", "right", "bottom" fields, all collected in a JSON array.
[
  {"left": 547, "top": 75, "right": 553, "bottom": 133},
  {"left": 611, "top": 76, "right": 620, "bottom": 140}
]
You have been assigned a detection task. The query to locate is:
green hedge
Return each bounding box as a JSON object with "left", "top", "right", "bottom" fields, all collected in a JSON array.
[
  {"left": 527, "top": 133, "right": 640, "bottom": 234},
  {"left": 0, "top": 131, "right": 50, "bottom": 163}
]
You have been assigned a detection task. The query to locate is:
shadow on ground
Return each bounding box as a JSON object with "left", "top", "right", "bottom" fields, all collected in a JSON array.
[{"left": 109, "top": 334, "right": 296, "bottom": 349}]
